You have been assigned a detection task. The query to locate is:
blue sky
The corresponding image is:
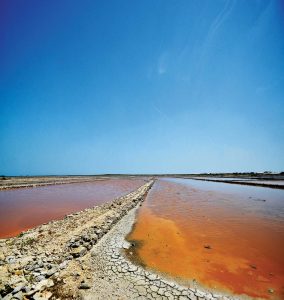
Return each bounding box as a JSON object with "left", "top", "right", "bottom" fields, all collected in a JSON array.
[{"left": 0, "top": 0, "right": 284, "bottom": 175}]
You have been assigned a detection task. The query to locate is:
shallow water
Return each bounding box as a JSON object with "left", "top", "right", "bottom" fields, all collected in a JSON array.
[
  {"left": 0, "top": 178, "right": 146, "bottom": 238},
  {"left": 127, "top": 178, "right": 284, "bottom": 299}
]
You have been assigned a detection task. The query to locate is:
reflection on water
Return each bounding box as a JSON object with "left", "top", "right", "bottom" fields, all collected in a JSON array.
[
  {"left": 127, "top": 178, "right": 284, "bottom": 299},
  {"left": 0, "top": 178, "right": 146, "bottom": 238}
]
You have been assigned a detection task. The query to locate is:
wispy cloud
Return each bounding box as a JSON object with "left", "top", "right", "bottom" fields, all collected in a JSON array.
[
  {"left": 201, "top": 0, "right": 236, "bottom": 62},
  {"left": 208, "top": 0, "right": 236, "bottom": 39},
  {"left": 152, "top": 103, "right": 172, "bottom": 123},
  {"left": 157, "top": 52, "right": 168, "bottom": 75},
  {"left": 178, "top": 0, "right": 236, "bottom": 63},
  {"left": 188, "top": 0, "right": 236, "bottom": 102},
  {"left": 247, "top": 0, "right": 273, "bottom": 42}
]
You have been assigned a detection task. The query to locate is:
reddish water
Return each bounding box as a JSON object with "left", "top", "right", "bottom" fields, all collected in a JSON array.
[
  {"left": 0, "top": 178, "right": 146, "bottom": 238},
  {"left": 127, "top": 178, "right": 284, "bottom": 299}
]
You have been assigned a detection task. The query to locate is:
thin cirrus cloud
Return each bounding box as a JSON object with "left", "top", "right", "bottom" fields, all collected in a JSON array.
[{"left": 157, "top": 52, "right": 168, "bottom": 75}]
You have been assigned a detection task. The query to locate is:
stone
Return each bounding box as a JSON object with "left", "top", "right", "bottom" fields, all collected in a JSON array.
[
  {"left": 33, "top": 291, "right": 52, "bottom": 300},
  {"left": 59, "top": 261, "right": 68, "bottom": 270},
  {"left": 38, "top": 260, "right": 44, "bottom": 268},
  {"left": 34, "top": 275, "right": 46, "bottom": 282},
  {"left": 25, "top": 265, "right": 35, "bottom": 272},
  {"left": 3, "top": 294, "right": 13, "bottom": 300},
  {"left": 12, "top": 291, "right": 23, "bottom": 300},
  {"left": 95, "top": 229, "right": 102, "bottom": 236},
  {"left": 34, "top": 279, "right": 54, "bottom": 291},
  {"left": 12, "top": 283, "right": 25, "bottom": 294},
  {"left": 71, "top": 242, "right": 80, "bottom": 248},
  {"left": 6, "top": 256, "right": 16, "bottom": 264},
  {"left": 24, "top": 289, "right": 38, "bottom": 297},
  {"left": 71, "top": 246, "right": 87, "bottom": 258},
  {"left": 91, "top": 233, "right": 98, "bottom": 241},
  {"left": 69, "top": 237, "right": 76, "bottom": 244},
  {"left": 82, "top": 235, "right": 91, "bottom": 242},
  {"left": 122, "top": 241, "right": 131, "bottom": 249},
  {"left": 79, "top": 283, "right": 91, "bottom": 289},
  {"left": 46, "top": 267, "right": 57, "bottom": 277},
  {"left": 22, "top": 286, "right": 31, "bottom": 293},
  {"left": 23, "top": 270, "right": 30, "bottom": 275}
]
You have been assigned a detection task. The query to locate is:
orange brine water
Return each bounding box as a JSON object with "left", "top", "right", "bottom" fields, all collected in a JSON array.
[
  {"left": 0, "top": 178, "right": 147, "bottom": 238},
  {"left": 126, "top": 178, "right": 284, "bottom": 299}
]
